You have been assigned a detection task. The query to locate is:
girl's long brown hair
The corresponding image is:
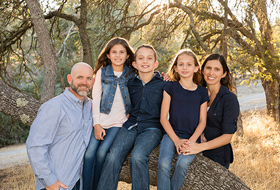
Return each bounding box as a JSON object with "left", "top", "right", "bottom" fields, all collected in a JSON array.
[{"left": 93, "top": 37, "right": 135, "bottom": 76}]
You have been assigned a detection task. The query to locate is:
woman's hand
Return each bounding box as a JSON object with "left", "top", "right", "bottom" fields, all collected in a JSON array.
[
  {"left": 94, "top": 124, "right": 106, "bottom": 140},
  {"left": 181, "top": 140, "right": 204, "bottom": 156}
]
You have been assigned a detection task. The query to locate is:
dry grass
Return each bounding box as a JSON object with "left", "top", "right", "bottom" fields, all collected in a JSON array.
[
  {"left": 0, "top": 108, "right": 279, "bottom": 190},
  {"left": 230, "top": 108, "right": 280, "bottom": 190}
]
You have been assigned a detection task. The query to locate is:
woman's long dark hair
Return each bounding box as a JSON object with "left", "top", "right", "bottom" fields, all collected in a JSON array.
[
  {"left": 201, "top": 54, "right": 234, "bottom": 91},
  {"left": 93, "top": 37, "right": 135, "bottom": 76}
]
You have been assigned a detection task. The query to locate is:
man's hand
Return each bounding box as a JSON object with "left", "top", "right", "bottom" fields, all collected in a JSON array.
[{"left": 45, "top": 180, "right": 68, "bottom": 190}]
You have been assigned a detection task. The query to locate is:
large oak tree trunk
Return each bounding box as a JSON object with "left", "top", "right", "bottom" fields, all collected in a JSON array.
[
  {"left": 25, "top": 0, "right": 58, "bottom": 103},
  {"left": 261, "top": 78, "right": 280, "bottom": 122},
  {"left": 119, "top": 146, "right": 250, "bottom": 189}
]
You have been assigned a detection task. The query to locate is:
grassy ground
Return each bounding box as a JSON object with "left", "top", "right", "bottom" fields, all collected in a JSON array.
[{"left": 0, "top": 109, "right": 279, "bottom": 190}]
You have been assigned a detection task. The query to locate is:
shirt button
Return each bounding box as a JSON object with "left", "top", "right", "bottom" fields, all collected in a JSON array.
[{"left": 124, "top": 96, "right": 126, "bottom": 99}]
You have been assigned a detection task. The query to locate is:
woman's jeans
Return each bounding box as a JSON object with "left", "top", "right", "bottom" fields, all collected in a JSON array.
[
  {"left": 83, "top": 127, "right": 120, "bottom": 190},
  {"left": 157, "top": 134, "right": 196, "bottom": 190},
  {"left": 97, "top": 126, "right": 163, "bottom": 190}
]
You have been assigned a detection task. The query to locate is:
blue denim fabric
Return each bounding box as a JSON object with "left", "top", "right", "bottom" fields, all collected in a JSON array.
[
  {"left": 97, "top": 127, "right": 163, "bottom": 190},
  {"left": 157, "top": 134, "right": 196, "bottom": 190},
  {"left": 83, "top": 127, "right": 120, "bottom": 190},
  {"left": 100, "top": 64, "right": 134, "bottom": 115},
  {"left": 123, "top": 72, "right": 166, "bottom": 133}
]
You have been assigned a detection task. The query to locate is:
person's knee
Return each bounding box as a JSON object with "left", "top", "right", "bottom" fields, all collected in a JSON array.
[
  {"left": 158, "top": 157, "right": 172, "bottom": 171},
  {"left": 130, "top": 153, "right": 148, "bottom": 165},
  {"left": 84, "top": 149, "right": 95, "bottom": 160},
  {"left": 96, "top": 149, "right": 107, "bottom": 161}
]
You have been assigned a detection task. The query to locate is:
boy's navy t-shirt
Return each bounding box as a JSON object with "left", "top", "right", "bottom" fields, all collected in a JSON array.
[{"left": 164, "top": 81, "right": 209, "bottom": 139}]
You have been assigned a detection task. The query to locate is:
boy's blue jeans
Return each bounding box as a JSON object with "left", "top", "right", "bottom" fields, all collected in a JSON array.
[
  {"left": 83, "top": 127, "right": 120, "bottom": 190},
  {"left": 97, "top": 126, "right": 163, "bottom": 190},
  {"left": 157, "top": 134, "right": 196, "bottom": 190}
]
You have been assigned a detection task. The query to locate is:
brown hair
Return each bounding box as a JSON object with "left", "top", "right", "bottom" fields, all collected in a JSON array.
[
  {"left": 93, "top": 37, "right": 135, "bottom": 76},
  {"left": 134, "top": 44, "right": 157, "bottom": 61},
  {"left": 168, "top": 49, "right": 201, "bottom": 84}
]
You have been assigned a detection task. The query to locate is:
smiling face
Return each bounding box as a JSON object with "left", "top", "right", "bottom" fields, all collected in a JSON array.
[
  {"left": 175, "top": 54, "right": 199, "bottom": 79},
  {"left": 67, "top": 63, "right": 94, "bottom": 100},
  {"left": 202, "top": 60, "right": 227, "bottom": 86},
  {"left": 107, "top": 44, "right": 129, "bottom": 71},
  {"left": 132, "top": 47, "right": 158, "bottom": 74}
]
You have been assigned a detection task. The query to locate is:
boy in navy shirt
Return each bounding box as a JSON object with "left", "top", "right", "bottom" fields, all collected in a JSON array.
[{"left": 97, "top": 44, "right": 166, "bottom": 190}]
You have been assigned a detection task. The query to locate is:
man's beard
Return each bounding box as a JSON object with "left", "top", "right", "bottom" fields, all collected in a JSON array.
[{"left": 70, "top": 83, "right": 90, "bottom": 97}]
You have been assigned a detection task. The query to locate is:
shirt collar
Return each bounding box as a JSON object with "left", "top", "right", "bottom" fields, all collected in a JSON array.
[
  {"left": 217, "top": 85, "right": 230, "bottom": 97},
  {"left": 63, "top": 88, "right": 89, "bottom": 105},
  {"left": 134, "top": 71, "right": 162, "bottom": 84}
]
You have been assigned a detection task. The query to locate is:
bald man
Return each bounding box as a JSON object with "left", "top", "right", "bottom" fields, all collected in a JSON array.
[{"left": 27, "top": 62, "right": 94, "bottom": 190}]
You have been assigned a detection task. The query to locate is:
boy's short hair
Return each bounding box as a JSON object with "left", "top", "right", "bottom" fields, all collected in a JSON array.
[{"left": 134, "top": 44, "right": 157, "bottom": 61}]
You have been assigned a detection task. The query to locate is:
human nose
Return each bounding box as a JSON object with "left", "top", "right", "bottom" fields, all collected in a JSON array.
[{"left": 81, "top": 78, "right": 87, "bottom": 84}]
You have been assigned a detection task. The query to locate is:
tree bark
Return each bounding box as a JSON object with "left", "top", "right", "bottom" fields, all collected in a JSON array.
[
  {"left": 0, "top": 80, "right": 40, "bottom": 126},
  {"left": 119, "top": 146, "right": 250, "bottom": 189},
  {"left": 25, "top": 0, "right": 58, "bottom": 103}
]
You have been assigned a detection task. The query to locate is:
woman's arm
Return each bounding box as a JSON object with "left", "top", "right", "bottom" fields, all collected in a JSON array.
[
  {"left": 183, "top": 91, "right": 239, "bottom": 155},
  {"left": 183, "top": 134, "right": 233, "bottom": 155},
  {"left": 160, "top": 91, "right": 187, "bottom": 154}
]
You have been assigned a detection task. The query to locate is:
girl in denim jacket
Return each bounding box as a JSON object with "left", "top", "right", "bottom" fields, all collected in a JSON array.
[{"left": 83, "top": 37, "right": 135, "bottom": 190}]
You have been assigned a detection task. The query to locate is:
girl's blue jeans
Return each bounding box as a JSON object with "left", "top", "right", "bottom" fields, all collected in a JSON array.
[
  {"left": 82, "top": 126, "right": 120, "bottom": 190},
  {"left": 157, "top": 134, "right": 196, "bottom": 190}
]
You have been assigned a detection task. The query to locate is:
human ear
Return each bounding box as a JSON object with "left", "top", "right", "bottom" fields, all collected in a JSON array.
[
  {"left": 132, "top": 61, "right": 137, "bottom": 68},
  {"left": 174, "top": 65, "right": 178, "bottom": 72},
  {"left": 154, "top": 61, "right": 159, "bottom": 69},
  {"left": 67, "top": 74, "right": 72, "bottom": 85},
  {"left": 222, "top": 71, "right": 227, "bottom": 78},
  {"left": 106, "top": 54, "right": 110, "bottom": 60}
]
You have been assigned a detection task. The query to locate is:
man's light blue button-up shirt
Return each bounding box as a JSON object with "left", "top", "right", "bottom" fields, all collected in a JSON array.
[{"left": 26, "top": 88, "right": 93, "bottom": 190}]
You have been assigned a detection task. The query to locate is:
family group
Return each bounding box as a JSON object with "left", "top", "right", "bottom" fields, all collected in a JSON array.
[{"left": 26, "top": 37, "right": 239, "bottom": 190}]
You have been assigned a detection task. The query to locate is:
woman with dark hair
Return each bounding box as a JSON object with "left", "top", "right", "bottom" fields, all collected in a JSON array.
[{"left": 184, "top": 53, "right": 239, "bottom": 169}]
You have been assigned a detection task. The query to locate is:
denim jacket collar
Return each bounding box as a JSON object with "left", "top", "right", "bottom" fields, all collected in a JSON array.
[{"left": 104, "top": 64, "right": 131, "bottom": 79}]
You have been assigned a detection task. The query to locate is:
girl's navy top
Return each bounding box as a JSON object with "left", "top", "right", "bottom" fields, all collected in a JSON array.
[{"left": 164, "top": 81, "right": 209, "bottom": 139}]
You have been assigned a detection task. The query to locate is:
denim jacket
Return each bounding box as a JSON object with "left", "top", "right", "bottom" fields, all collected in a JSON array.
[{"left": 100, "top": 64, "right": 134, "bottom": 115}]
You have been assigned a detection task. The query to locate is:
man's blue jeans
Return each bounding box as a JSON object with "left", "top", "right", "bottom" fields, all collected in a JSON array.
[
  {"left": 83, "top": 127, "right": 120, "bottom": 190},
  {"left": 157, "top": 134, "right": 196, "bottom": 190},
  {"left": 97, "top": 126, "right": 163, "bottom": 190}
]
